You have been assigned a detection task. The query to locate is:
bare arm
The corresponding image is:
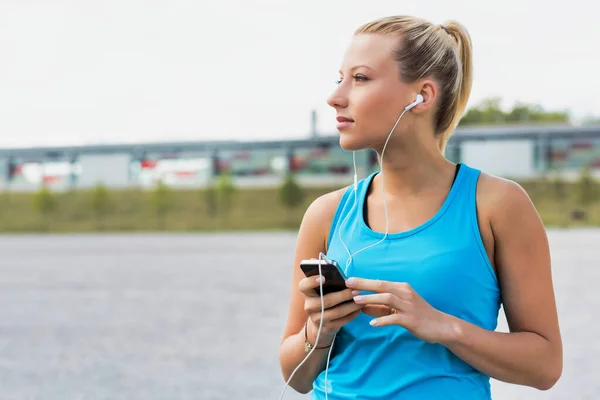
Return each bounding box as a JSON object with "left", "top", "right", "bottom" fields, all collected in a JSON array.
[
  {"left": 440, "top": 176, "right": 563, "bottom": 390},
  {"left": 279, "top": 189, "right": 347, "bottom": 394}
]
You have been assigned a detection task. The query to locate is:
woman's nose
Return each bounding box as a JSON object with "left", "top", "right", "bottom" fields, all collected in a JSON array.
[{"left": 327, "top": 86, "right": 348, "bottom": 109}]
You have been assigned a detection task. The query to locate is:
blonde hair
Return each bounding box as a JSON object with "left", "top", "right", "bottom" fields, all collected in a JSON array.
[{"left": 355, "top": 16, "right": 473, "bottom": 154}]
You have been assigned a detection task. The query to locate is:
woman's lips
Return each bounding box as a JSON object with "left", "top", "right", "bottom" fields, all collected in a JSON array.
[{"left": 336, "top": 117, "right": 354, "bottom": 130}]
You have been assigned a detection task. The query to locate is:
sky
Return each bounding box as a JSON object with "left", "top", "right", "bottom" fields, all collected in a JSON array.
[{"left": 0, "top": 0, "right": 597, "bottom": 148}]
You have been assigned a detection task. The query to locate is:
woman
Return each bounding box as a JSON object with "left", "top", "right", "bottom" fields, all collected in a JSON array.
[{"left": 279, "top": 15, "right": 562, "bottom": 399}]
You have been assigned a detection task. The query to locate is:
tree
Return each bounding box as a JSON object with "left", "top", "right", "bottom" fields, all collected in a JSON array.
[
  {"left": 33, "top": 186, "right": 57, "bottom": 232},
  {"left": 506, "top": 102, "right": 569, "bottom": 124},
  {"left": 89, "top": 183, "right": 112, "bottom": 231},
  {"left": 460, "top": 98, "right": 570, "bottom": 126},
  {"left": 279, "top": 174, "right": 305, "bottom": 227},
  {"left": 151, "top": 180, "right": 172, "bottom": 230},
  {"left": 460, "top": 97, "right": 506, "bottom": 125}
]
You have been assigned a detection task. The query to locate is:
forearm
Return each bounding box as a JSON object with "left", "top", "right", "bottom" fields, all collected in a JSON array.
[
  {"left": 279, "top": 322, "right": 333, "bottom": 394},
  {"left": 441, "top": 315, "right": 562, "bottom": 390}
]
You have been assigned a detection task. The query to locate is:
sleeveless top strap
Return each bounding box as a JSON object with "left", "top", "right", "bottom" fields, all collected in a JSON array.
[
  {"left": 326, "top": 184, "right": 356, "bottom": 252},
  {"left": 462, "top": 165, "right": 498, "bottom": 284}
]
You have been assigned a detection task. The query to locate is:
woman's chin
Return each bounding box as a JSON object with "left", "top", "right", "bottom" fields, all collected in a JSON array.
[{"left": 339, "top": 134, "right": 367, "bottom": 152}]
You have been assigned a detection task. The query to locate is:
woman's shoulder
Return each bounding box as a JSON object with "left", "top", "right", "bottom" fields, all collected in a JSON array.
[
  {"left": 299, "top": 185, "right": 353, "bottom": 251},
  {"left": 475, "top": 171, "right": 537, "bottom": 226},
  {"left": 302, "top": 185, "right": 351, "bottom": 227}
]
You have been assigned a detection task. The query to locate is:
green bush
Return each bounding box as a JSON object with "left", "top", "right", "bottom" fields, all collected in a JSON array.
[
  {"left": 33, "top": 186, "right": 57, "bottom": 231},
  {"left": 279, "top": 174, "right": 305, "bottom": 226},
  {"left": 89, "top": 183, "right": 112, "bottom": 231},
  {"left": 217, "top": 173, "right": 236, "bottom": 220},
  {"left": 203, "top": 180, "right": 218, "bottom": 218},
  {"left": 152, "top": 181, "right": 172, "bottom": 230},
  {"left": 576, "top": 165, "right": 600, "bottom": 209}
]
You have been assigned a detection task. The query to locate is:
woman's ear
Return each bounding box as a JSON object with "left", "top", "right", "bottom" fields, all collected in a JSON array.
[{"left": 412, "top": 79, "right": 437, "bottom": 113}]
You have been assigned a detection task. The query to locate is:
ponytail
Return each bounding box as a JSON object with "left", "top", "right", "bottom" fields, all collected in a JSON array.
[{"left": 436, "top": 21, "right": 473, "bottom": 153}]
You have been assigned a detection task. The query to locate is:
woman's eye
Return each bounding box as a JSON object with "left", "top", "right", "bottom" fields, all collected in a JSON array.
[{"left": 335, "top": 75, "right": 368, "bottom": 85}]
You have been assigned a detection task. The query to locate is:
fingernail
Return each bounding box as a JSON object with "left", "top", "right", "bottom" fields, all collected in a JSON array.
[
  {"left": 351, "top": 290, "right": 361, "bottom": 296},
  {"left": 353, "top": 296, "right": 363, "bottom": 302},
  {"left": 346, "top": 278, "right": 356, "bottom": 286},
  {"left": 316, "top": 276, "right": 325, "bottom": 283},
  {"left": 370, "top": 319, "right": 379, "bottom": 326}
]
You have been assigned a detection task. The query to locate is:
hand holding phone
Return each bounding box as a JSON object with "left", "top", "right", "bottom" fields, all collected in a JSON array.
[
  {"left": 297, "top": 256, "right": 364, "bottom": 342},
  {"left": 300, "top": 257, "right": 348, "bottom": 296}
]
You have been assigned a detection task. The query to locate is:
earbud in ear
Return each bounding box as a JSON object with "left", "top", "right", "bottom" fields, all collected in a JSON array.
[{"left": 404, "top": 94, "right": 424, "bottom": 111}]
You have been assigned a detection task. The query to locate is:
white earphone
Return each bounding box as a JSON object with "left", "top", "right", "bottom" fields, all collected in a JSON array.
[
  {"left": 279, "top": 93, "right": 424, "bottom": 400},
  {"left": 405, "top": 93, "right": 424, "bottom": 111}
]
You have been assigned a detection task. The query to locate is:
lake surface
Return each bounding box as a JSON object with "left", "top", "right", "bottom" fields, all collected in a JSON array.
[{"left": 0, "top": 230, "right": 598, "bottom": 399}]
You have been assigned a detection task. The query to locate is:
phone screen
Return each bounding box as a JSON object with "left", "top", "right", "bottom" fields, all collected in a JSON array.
[{"left": 300, "top": 260, "right": 348, "bottom": 296}]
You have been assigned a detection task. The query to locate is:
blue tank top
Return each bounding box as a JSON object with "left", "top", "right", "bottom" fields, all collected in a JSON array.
[{"left": 311, "top": 163, "right": 501, "bottom": 400}]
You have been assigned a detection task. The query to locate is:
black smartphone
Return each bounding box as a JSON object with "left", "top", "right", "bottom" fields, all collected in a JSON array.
[{"left": 300, "top": 257, "right": 348, "bottom": 296}]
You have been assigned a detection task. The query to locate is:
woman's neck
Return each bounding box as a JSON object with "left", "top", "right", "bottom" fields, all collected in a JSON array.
[{"left": 371, "top": 139, "right": 456, "bottom": 198}]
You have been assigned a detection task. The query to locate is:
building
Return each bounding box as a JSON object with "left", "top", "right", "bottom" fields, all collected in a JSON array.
[{"left": 0, "top": 124, "right": 599, "bottom": 192}]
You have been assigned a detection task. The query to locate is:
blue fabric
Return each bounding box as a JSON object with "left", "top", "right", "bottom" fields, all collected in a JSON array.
[{"left": 311, "top": 163, "right": 501, "bottom": 400}]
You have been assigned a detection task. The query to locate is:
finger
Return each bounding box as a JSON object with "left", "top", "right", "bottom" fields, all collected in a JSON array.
[
  {"left": 353, "top": 293, "right": 401, "bottom": 309},
  {"left": 308, "top": 309, "right": 362, "bottom": 343},
  {"left": 298, "top": 276, "right": 326, "bottom": 298},
  {"left": 312, "top": 299, "right": 364, "bottom": 325},
  {"left": 369, "top": 313, "right": 408, "bottom": 327},
  {"left": 361, "top": 304, "right": 394, "bottom": 317},
  {"left": 329, "top": 300, "right": 364, "bottom": 320},
  {"left": 306, "top": 288, "right": 360, "bottom": 311},
  {"left": 345, "top": 277, "right": 396, "bottom": 293},
  {"left": 328, "top": 309, "right": 362, "bottom": 330}
]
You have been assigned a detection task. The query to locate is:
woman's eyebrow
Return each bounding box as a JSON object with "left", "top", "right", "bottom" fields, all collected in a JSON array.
[{"left": 339, "top": 65, "right": 376, "bottom": 74}]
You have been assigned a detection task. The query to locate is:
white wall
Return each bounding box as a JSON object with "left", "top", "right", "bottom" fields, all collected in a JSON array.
[
  {"left": 77, "top": 153, "right": 132, "bottom": 188},
  {"left": 461, "top": 140, "right": 535, "bottom": 179}
]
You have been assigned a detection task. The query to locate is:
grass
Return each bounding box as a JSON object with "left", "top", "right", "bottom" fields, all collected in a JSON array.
[{"left": 0, "top": 178, "right": 598, "bottom": 233}]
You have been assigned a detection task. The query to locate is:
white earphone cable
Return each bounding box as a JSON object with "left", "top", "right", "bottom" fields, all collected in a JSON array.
[
  {"left": 339, "top": 106, "right": 409, "bottom": 272},
  {"left": 279, "top": 252, "right": 332, "bottom": 400}
]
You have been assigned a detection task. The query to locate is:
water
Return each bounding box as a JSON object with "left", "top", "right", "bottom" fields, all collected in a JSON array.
[{"left": 0, "top": 230, "right": 598, "bottom": 399}]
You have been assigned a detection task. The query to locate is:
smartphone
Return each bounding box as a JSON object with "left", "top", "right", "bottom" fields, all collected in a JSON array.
[{"left": 300, "top": 257, "right": 348, "bottom": 296}]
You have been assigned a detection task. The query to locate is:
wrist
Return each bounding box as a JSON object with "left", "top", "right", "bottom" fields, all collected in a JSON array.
[
  {"left": 306, "top": 319, "right": 335, "bottom": 348},
  {"left": 437, "top": 313, "right": 464, "bottom": 346}
]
